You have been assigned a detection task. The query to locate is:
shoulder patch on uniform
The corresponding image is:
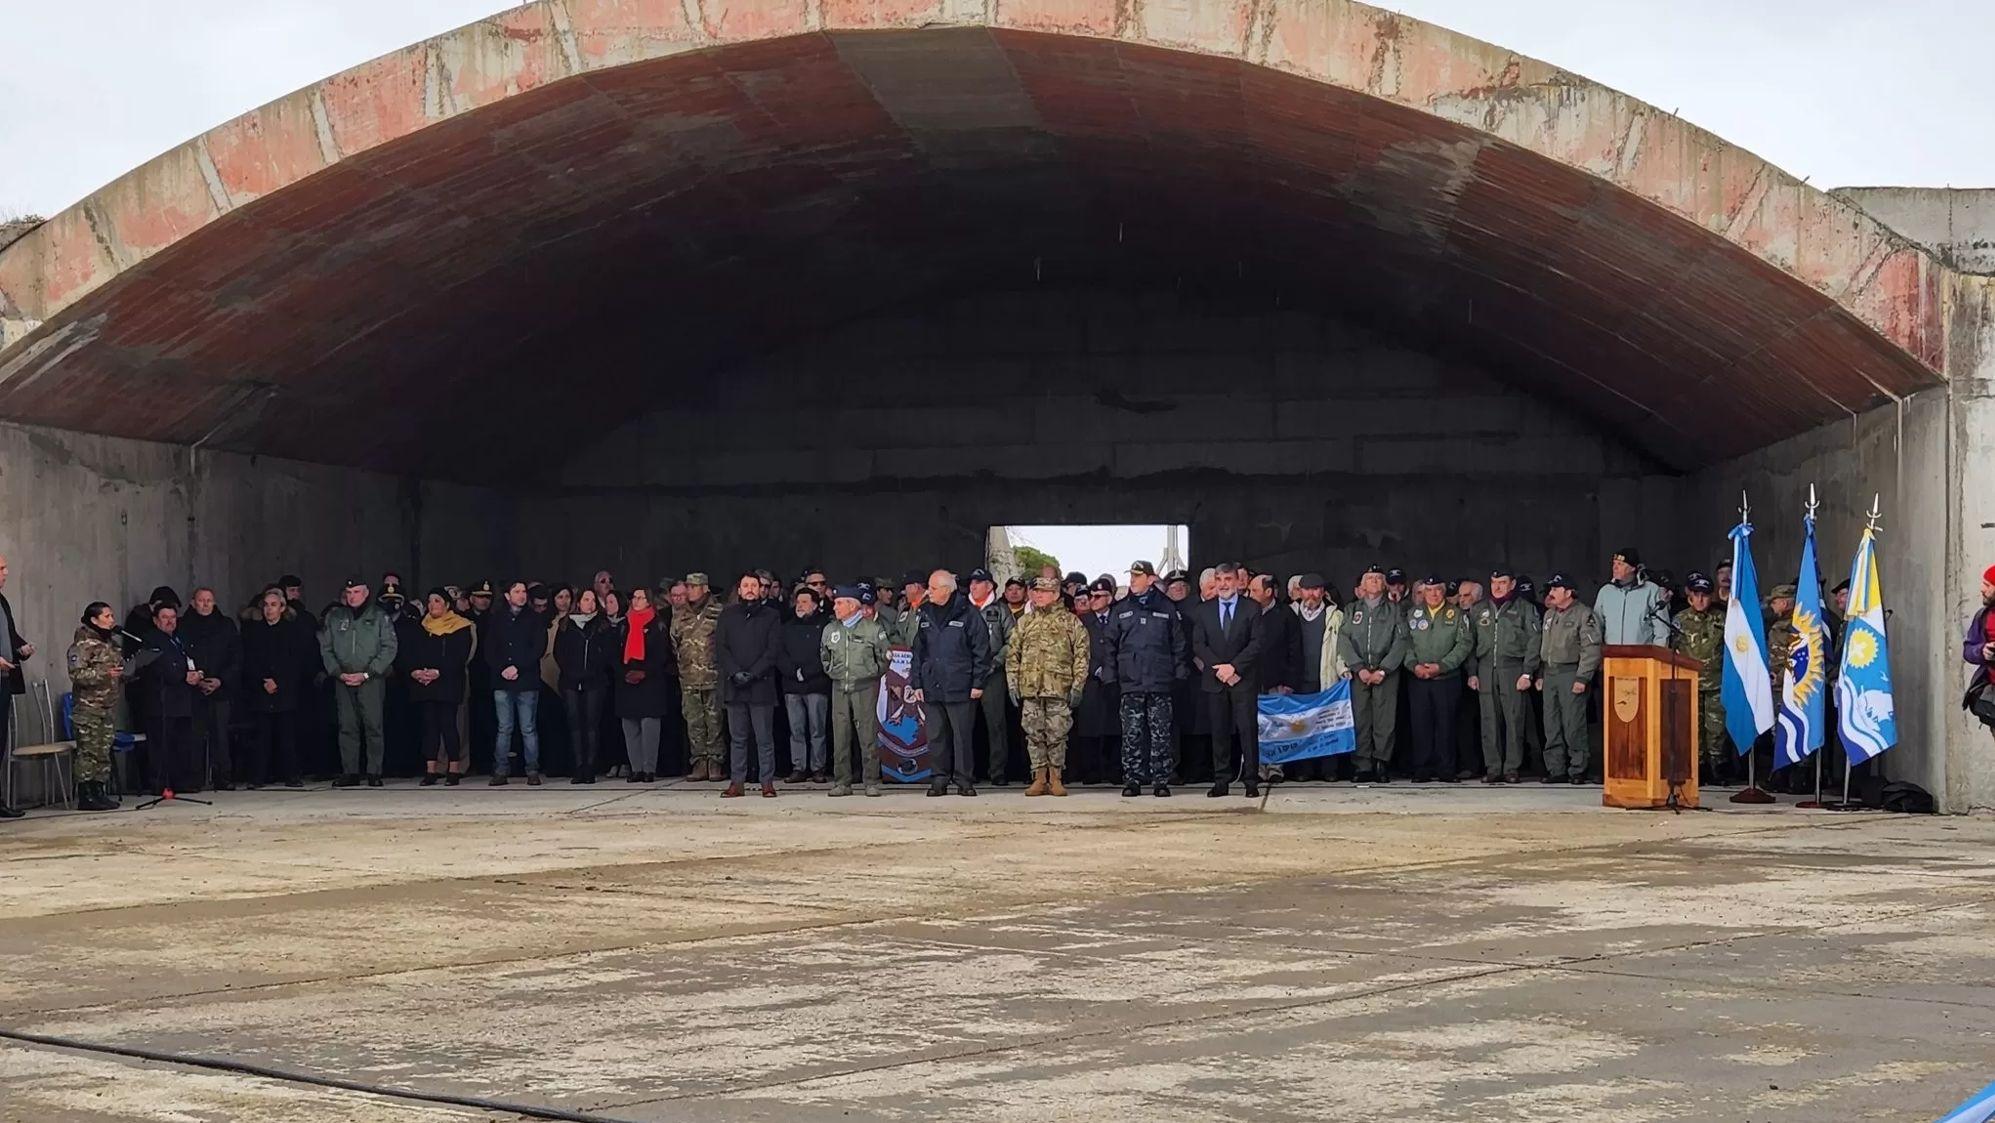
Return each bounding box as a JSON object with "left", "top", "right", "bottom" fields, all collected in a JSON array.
[
  {"left": 1117, "top": 610, "right": 1134, "bottom": 619},
  {"left": 1444, "top": 608, "right": 1457, "bottom": 621},
  {"left": 67, "top": 648, "right": 81, "bottom": 669}
]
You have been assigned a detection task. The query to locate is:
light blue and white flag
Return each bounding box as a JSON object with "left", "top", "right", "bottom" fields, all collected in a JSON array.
[
  {"left": 1774, "top": 513, "right": 1829, "bottom": 768},
  {"left": 1722, "top": 518, "right": 1775, "bottom": 757},
  {"left": 1835, "top": 520, "right": 1898, "bottom": 763},
  {"left": 1936, "top": 1076, "right": 1995, "bottom": 1123},
  {"left": 1257, "top": 680, "right": 1356, "bottom": 765}
]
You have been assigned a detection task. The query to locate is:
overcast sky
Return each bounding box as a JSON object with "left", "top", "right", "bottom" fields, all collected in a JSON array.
[{"left": 1, "top": 0, "right": 1988, "bottom": 217}]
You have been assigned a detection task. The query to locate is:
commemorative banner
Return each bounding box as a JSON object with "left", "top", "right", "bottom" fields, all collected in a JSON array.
[{"left": 876, "top": 646, "right": 932, "bottom": 782}]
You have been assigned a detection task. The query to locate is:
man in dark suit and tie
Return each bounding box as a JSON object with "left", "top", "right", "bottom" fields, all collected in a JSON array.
[{"left": 1190, "top": 562, "right": 1263, "bottom": 798}]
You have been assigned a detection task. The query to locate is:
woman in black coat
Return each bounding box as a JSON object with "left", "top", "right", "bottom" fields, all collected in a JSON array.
[
  {"left": 613, "top": 587, "right": 672, "bottom": 782},
  {"left": 398, "top": 589, "right": 477, "bottom": 785},
  {"left": 555, "top": 588, "right": 616, "bottom": 783},
  {"left": 238, "top": 588, "right": 321, "bottom": 787}
]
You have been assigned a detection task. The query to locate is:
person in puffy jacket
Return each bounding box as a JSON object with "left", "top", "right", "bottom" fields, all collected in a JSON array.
[
  {"left": 1105, "top": 561, "right": 1188, "bottom": 796},
  {"left": 717, "top": 574, "right": 783, "bottom": 797},
  {"left": 399, "top": 588, "right": 477, "bottom": 786},
  {"left": 555, "top": 588, "right": 616, "bottom": 783},
  {"left": 910, "top": 570, "right": 992, "bottom": 797},
  {"left": 775, "top": 586, "right": 832, "bottom": 784}
]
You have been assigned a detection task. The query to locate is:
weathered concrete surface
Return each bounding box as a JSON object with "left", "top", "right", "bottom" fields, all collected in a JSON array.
[
  {"left": 2, "top": 787, "right": 1991, "bottom": 1121},
  {"left": 0, "top": 5, "right": 1946, "bottom": 475},
  {"left": 1839, "top": 187, "right": 1995, "bottom": 275},
  {"left": 0, "top": 420, "right": 518, "bottom": 713}
]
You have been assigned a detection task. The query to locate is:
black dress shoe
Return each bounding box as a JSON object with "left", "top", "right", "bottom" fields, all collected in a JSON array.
[
  {"left": 213, "top": 781, "right": 236, "bottom": 792},
  {"left": 1243, "top": 782, "right": 1260, "bottom": 798},
  {"left": 1122, "top": 783, "right": 1142, "bottom": 797},
  {"left": 1412, "top": 775, "right": 1433, "bottom": 784},
  {"left": 332, "top": 774, "right": 360, "bottom": 788},
  {"left": 1153, "top": 785, "right": 1170, "bottom": 797},
  {"left": 927, "top": 783, "right": 949, "bottom": 797},
  {"left": 366, "top": 776, "right": 383, "bottom": 788},
  {"left": 489, "top": 775, "right": 509, "bottom": 786},
  {"left": 1539, "top": 775, "right": 1560, "bottom": 784},
  {"left": 990, "top": 777, "right": 1008, "bottom": 788},
  {"left": 1351, "top": 770, "right": 1375, "bottom": 784},
  {"left": 284, "top": 778, "right": 305, "bottom": 788},
  {"left": 0, "top": 804, "right": 23, "bottom": 818},
  {"left": 1438, "top": 774, "right": 1460, "bottom": 784},
  {"left": 444, "top": 774, "right": 461, "bottom": 786},
  {"left": 420, "top": 775, "right": 439, "bottom": 786},
  {"left": 1206, "top": 782, "right": 1229, "bottom": 798},
  {"left": 957, "top": 785, "right": 978, "bottom": 797}
]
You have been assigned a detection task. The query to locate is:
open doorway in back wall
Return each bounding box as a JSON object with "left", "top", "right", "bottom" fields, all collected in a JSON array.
[{"left": 992, "top": 525, "right": 1190, "bottom": 594}]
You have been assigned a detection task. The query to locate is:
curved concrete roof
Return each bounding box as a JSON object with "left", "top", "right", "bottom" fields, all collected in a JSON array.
[{"left": 0, "top": 0, "right": 1947, "bottom": 477}]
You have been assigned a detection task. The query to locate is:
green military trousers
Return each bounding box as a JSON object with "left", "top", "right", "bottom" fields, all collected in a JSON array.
[
  {"left": 829, "top": 679, "right": 881, "bottom": 787},
  {"left": 73, "top": 701, "right": 115, "bottom": 782},
  {"left": 1698, "top": 687, "right": 1727, "bottom": 766},
  {"left": 681, "top": 685, "right": 722, "bottom": 763},
  {"left": 1351, "top": 672, "right": 1399, "bottom": 772},
  {"left": 1477, "top": 663, "right": 1532, "bottom": 775},
  {"left": 1540, "top": 664, "right": 1589, "bottom": 780}
]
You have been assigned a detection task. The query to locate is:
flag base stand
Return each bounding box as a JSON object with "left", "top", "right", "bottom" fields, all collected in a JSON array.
[
  {"left": 133, "top": 788, "right": 213, "bottom": 812},
  {"left": 1728, "top": 753, "right": 1775, "bottom": 804}
]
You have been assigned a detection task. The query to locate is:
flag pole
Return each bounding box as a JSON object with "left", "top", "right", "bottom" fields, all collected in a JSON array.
[
  {"left": 1792, "top": 485, "right": 1825, "bottom": 808},
  {"left": 1826, "top": 494, "right": 1885, "bottom": 812},
  {"left": 1729, "top": 489, "right": 1775, "bottom": 805}
]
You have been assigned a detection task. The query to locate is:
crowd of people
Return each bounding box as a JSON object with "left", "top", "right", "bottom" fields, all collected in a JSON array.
[{"left": 0, "top": 544, "right": 1899, "bottom": 817}]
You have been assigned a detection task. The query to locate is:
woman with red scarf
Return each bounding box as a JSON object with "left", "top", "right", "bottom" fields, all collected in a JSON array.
[{"left": 615, "top": 586, "right": 673, "bottom": 782}]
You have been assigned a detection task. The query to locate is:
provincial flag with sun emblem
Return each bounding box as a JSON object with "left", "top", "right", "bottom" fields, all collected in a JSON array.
[
  {"left": 1722, "top": 515, "right": 1775, "bottom": 757},
  {"left": 1257, "top": 679, "right": 1357, "bottom": 764},
  {"left": 1835, "top": 515, "right": 1897, "bottom": 763},
  {"left": 1774, "top": 510, "right": 1828, "bottom": 768}
]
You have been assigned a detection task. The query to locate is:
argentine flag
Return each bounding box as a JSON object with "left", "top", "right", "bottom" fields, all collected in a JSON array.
[
  {"left": 1774, "top": 515, "right": 1829, "bottom": 768},
  {"left": 1835, "top": 521, "right": 1897, "bottom": 762},
  {"left": 1722, "top": 520, "right": 1775, "bottom": 757}
]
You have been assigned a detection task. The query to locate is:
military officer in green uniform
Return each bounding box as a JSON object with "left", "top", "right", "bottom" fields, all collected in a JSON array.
[
  {"left": 1469, "top": 569, "right": 1541, "bottom": 784},
  {"left": 1762, "top": 583, "right": 1799, "bottom": 789},
  {"left": 671, "top": 573, "right": 726, "bottom": 780},
  {"left": 66, "top": 601, "right": 125, "bottom": 811},
  {"left": 1338, "top": 564, "right": 1408, "bottom": 783},
  {"left": 1402, "top": 575, "right": 1471, "bottom": 783},
  {"left": 1673, "top": 572, "right": 1729, "bottom": 785},
  {"left": 1536, "top": 573, "right": 1602, "bottom": 783},
  {"left": 820, "top": 586, "right": 891, "bottom": 797}
]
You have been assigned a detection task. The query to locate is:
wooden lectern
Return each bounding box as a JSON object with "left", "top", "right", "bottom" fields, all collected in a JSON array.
[{"left": 1600, "top": 645, "right": 1701, "bottom": 810}]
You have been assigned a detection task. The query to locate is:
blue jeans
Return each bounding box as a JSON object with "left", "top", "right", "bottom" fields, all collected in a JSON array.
[{"left": 493, "top": 690, "right": 540, "bottom": 776}]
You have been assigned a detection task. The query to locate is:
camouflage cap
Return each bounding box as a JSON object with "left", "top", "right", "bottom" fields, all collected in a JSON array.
[
  {"left": 1769, "top": 583, "right": 1798, "bottom": 599},
  {"left": 1030, "top": 576, "right": 1061, "bottom": 592},
  {"left": 685, "top": 572, "right": 709, "bottom": 587}
]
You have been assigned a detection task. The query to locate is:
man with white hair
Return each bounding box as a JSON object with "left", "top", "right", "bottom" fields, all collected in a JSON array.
[{"left": 909, "top": 570, "right": 992, "bottom": 797}]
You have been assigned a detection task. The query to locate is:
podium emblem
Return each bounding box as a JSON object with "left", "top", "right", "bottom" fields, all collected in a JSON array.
[{"left": 1612, "top": 678, "right": 1640, "bottom": 724}]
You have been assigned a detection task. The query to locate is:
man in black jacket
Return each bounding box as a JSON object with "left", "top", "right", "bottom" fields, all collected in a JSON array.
[
  {"left": 718, "top": 573, "right": 783, "bottom": 797},
  {"left": 1248, "top": 573, "right": 1304, "bottom": 784},
  {"left": 910, "top": 570, "right": 992, "bottom": 797},
  {"left": 484, "top": 580, "right": 545, "bottom": 785},
  {"left": 1107, "top": 561, "right": 1188, "bottom": 797},
  {"left": 241, "top": 588, "right": 317, "bottom": 788},
  {"left": 0, "top": 555, "right": 31, "bottom": 818},
  {"left": 1189, "top": 562, "right": 1264, "bottom": 798},
  {"left": 180, "top": 587, "right": 242, "bottom": 790}
]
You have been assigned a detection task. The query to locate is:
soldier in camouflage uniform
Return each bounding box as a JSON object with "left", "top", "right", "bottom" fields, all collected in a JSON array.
[
  {"left": 1764, "top": 584, "right": 1799, "bottom": 693},
  {"left": 66, "top": 602, "right": 125, "bottom": 810},
  {"left": 672, "top": 573, "right": 726, "bottom": 780},
  {"left": 1537, "top": 573, "right": 1603, "bottom": 783},
  {"left": 1674, "top": 572, "right": 1729, "bottom": 784},
  {"left": 1469, "top": 569, "right": 1541, "bottom": 783},
  {"left": 1007, "top": 577, "right": 1090, "bottom": 797}
]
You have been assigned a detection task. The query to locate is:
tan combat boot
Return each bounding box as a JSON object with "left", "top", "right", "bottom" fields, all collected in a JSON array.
[
  {"left": 1025, "top": 767, "right": 1049, "bottom": 797},
  {"left": 1048, "top": 767, "right": 1068, "bottom": 797}
]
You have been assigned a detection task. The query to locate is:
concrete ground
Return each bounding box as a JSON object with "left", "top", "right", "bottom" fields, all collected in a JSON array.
[{"left": 1, "top": 779, "right": 1991, "bottom": 1122}]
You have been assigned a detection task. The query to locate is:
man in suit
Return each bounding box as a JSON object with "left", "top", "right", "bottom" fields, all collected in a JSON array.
[
  {"left": 1191, "top": 562, "right": 1263, "bottom": 798},
  {"left": 0, "top": 555, "right": 32, "bottom": 818}
]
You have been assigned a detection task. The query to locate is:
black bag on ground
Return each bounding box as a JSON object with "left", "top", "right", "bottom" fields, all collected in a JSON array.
[
  {"left": 1965, "top": 681, "right": 1995, "bottom": 728},
  {"left": 1878, "top": 781, "right": 1936, "bottom": 814}
]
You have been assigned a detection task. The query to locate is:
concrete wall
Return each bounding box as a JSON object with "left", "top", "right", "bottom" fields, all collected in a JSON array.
[
  {"left": 1836, "top": 188, "right": 1995, "bottom": 275},
  {"left": 521, "top": 287, "right": 1677, "bottom": 589},
  {"left": 0, "top": 422, "right": 516, "bottom": 728}
]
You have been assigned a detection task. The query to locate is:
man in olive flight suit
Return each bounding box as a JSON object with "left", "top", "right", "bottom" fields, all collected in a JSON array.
[
  {"left": 1402, "top": 575, "right": 1471, "bottom": 783},
  {"left": 1537, "top": 573, "right": 1603, "bottom": 784},
  {"left": 1338, "top": 564, "right": 1408, "bottom": 783},
  {"left": 1469, "top": 568, "right": 1541, "bottom": 784}
]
